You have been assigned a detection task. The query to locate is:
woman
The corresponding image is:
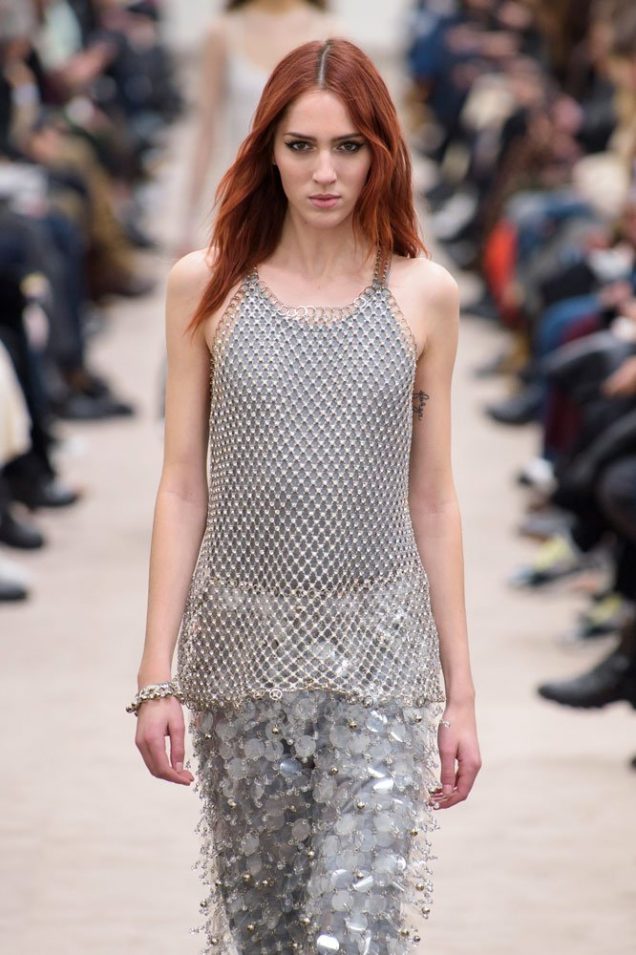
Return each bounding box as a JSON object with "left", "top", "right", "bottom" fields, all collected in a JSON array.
[
  {"left": 129, "top": 38, "right": 481, "bottom": 954},
  {"left": 178, "top": 0, "right": 340, "bottom": 253}
]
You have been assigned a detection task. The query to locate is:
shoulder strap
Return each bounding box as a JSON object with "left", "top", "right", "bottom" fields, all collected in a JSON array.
[{"left": 372, "top": 249, "right": 393, "bottom": 288}]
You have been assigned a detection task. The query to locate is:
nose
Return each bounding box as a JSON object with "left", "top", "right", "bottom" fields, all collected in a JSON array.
[{"left": 312, "top": 149, "right": 337, "bottom": 187}]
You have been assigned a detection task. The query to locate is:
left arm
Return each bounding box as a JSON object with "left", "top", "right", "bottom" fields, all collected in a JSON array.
[{"left": 405, "top": 260, "right": 481, "bottom": 809}]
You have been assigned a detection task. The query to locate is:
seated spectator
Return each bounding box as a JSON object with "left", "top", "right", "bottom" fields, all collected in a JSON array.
[
  {"left": 0, "top": 0, "right": 183, "bottom": 604},
  {"left": 404, "top": 0, "right": 636, "bottom": 743}
]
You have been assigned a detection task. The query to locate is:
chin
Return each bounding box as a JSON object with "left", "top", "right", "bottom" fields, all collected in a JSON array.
[{"left": 299, "top": 207, "right": 352, "bottom": 230}]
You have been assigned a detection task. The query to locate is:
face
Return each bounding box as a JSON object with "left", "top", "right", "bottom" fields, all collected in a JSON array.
[{"left": 272, "top": 89, "right": 372, "bottom": 229}]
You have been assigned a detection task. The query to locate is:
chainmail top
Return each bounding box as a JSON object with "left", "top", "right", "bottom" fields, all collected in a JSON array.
[{"left": 177, "top": 253, "right": 446, "bottom": 711}]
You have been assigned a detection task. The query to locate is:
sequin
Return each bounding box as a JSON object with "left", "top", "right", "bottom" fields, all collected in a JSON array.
[
  {"left": 187, "top": 689, "right": 442, "bottom": 953},
  {"left": 176, "top": 257, "right": 445, "bottom": 952}
]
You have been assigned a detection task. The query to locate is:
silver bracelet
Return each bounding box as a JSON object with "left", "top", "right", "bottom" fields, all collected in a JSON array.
[{"left": 126, "top": 680, "right": 184, "bottom": 715}]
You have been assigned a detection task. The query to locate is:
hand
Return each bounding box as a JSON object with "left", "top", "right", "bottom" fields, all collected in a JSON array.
[
  {"left": 135, "top": 696, "right": 195, "bottom": 786},
  {"left": 427, "top": 703, "right": 481, "bottom": 810}
]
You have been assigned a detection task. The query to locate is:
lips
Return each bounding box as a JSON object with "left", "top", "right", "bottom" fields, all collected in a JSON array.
[{"left": 309, "top": 194, "right": 341, "bottom": 209}]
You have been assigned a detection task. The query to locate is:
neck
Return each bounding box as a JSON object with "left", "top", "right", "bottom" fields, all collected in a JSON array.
[{"left": 272, "top": 213, "right": 375, "bottom": 281}]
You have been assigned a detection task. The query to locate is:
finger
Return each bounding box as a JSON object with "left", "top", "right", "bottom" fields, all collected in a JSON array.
[
  {"left": 438, "top": 758, "right": 481, "bottom": 809},
  {"left": 438, "top": 740, "right": 457, "bottom": 797},
  {"left": 168, "top": 718, "right": 194, "bottom": 782},
  {"left": 146, "top": 733, "right": 192, "bottom": 785},
  {"left": 135, "top": 736, "right": 156, "bottom": 776},
  {"left": 168, "top": 714, "right": 185, "bottom": 770}
]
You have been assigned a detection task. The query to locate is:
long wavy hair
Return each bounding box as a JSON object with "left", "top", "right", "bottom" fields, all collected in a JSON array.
[{"left": 188, "top": 38, "right": 428, "bottom": 332}]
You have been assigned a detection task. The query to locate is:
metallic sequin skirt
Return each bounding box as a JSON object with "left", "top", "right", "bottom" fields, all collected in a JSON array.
[{"left": 186, "top": 689, "right": 443, "bottom": 954}]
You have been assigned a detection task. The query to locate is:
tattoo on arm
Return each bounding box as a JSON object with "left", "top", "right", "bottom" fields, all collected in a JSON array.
[{"left": 413, "top": 389, "right": 430, "bottom": 420}]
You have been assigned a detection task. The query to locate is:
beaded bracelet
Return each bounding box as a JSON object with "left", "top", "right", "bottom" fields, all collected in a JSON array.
[{"left": 125, "top": 680, "right": 184, "bottom": 715}]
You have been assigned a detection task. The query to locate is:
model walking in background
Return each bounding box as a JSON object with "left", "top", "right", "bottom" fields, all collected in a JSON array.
[
  {"left": 129, "top": 37, "right": 481, "bottom": 954},
  {"left": 178, "top": 0, "right": 340, "bottom": 254}
]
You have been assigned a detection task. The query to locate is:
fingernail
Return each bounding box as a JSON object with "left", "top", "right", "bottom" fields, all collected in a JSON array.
[
  {"left": 443, "top": 785, "right": 452, "bottom": 795},
  {"left": 176, "top": 762, "right": 183, "bottom": 772}
]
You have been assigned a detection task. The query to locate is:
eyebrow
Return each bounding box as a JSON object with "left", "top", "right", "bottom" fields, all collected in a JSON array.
[{"left": 283, "top": 132, "right": 365, "bottom": 142}]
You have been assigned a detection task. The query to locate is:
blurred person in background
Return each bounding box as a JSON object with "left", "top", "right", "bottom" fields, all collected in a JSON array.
[{"left": 177, "top": 0, "right": 342, "bottom": 255}]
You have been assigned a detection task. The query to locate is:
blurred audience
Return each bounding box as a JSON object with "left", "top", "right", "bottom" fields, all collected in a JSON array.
[
  {"left": 406, "top": 0, "right": 636, "bottom": 731},
  {"left": 0, "top": 0, "right": 182, "bottom": 601}
]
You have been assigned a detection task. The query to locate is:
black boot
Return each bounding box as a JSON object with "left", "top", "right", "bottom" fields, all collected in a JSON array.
[
  {"left": 0, "top": 575, "right": 29, "bottom": 601},
  {"left": 485, "top": 383, "right": 544, "bottom": 426},
  {"left": 0, "top": 509, "right": 45, "bottom": 549},
  {"left": 537, "top": 622, "right": 636, "bottom": 709},
  {"left": 7, "top": 473, "right": 81, "bottom": 511},
  {"left": 0, "top": 473, "right": 45, "bottom": 546}
]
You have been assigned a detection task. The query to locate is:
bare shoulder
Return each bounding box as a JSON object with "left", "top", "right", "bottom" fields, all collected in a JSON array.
[
  {"left": 167, "top": 248, "right": 244, "bottom": 347},
  {"left": 389, "top": 255, "right": 460, "bottom": 356},
  {"left": 392, "top": 255, "right": 459, "bottom": 310},
  {"left": 167, "top": 249, "right": 213, "bottom": 307}
]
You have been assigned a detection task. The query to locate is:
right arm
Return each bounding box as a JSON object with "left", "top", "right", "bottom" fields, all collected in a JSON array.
[{"left": 134, "top": 251, "right": 212, "bottom": 786}]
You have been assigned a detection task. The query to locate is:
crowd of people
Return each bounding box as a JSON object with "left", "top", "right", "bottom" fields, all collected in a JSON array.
[
  {"left": 407, "top": 0, "right": 636, "bottom": 736},
  {"left": 0, "top": 0, "right": 181, "bottom": 600}
]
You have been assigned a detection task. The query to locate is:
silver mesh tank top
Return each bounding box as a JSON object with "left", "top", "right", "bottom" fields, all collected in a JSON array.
[{"left": 176, "top": 255, "right": 446, "bottom": 711}]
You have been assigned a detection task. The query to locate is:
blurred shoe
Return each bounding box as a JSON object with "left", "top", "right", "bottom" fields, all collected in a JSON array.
[
  {"left": 509, "top": 533, "right": 589, "bottom": 588},
  {"left": 517, "top": 508, "right": 570, "bottom": 541},
  {"left": 485, "top": 383, "right": 543, "bottom": 425},
  {"left": 109, "top": 272, "right": 156, "bottom": 298},
  {"left": 516, "top": 457, "right": 556, "bottom": 494},
  {"left": 537, "top": 640, "right": 636, "bottom": 709},
  {"left": 62, "top": 367, "right": 111, "bottom": 399},
  {"left": 92, "top": 268, "right": 156, "bottom": 301},
  {"left": 8, "top": 474, "right": 81, "bottom": 511},
  {"left": 464, "top": 295, "right": 500, "bottom": 322},
  {"left": 122, "top": 218, "right": 159, "bottom": 250},
  {"left": 576, "top": 592, "right": 633, "bottom": 639},
  {"left": 0, "top": 555, "right": 30, "bottom": 601},
  {"left": 54, "top": 393, "right": 136, "bottom": 421},
  {"left": 0, "top": 509, "right": 45, "bottom": 549},
  {"left": 0, "top": 576, "right": 28, "bottom": 601}
]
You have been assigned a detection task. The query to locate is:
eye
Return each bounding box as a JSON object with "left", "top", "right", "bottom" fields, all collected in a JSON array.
[
  {"left": 285, "top": 140, "right": 313, "bottom": 152},
  {"left": 337, "top": 141, "right": 365, "bottom": 153}
]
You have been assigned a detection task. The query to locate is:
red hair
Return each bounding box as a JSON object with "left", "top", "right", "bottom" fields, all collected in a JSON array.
[{"left": 188, "top": 38, "right": 429, "bottom": 332}]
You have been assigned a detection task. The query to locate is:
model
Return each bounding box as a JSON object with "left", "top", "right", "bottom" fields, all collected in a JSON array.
[{"left": 129, "top": 37, "right": 481, "bottom": 954}]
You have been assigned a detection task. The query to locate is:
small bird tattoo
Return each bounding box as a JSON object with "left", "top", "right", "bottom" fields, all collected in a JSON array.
[{"left": 413, "top": 389, "right": 430, "bottom": 419}]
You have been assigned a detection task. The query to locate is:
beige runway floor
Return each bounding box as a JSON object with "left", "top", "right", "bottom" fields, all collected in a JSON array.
[{"left": 2, "top": 14, "right": 636, "bottom": 955}]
